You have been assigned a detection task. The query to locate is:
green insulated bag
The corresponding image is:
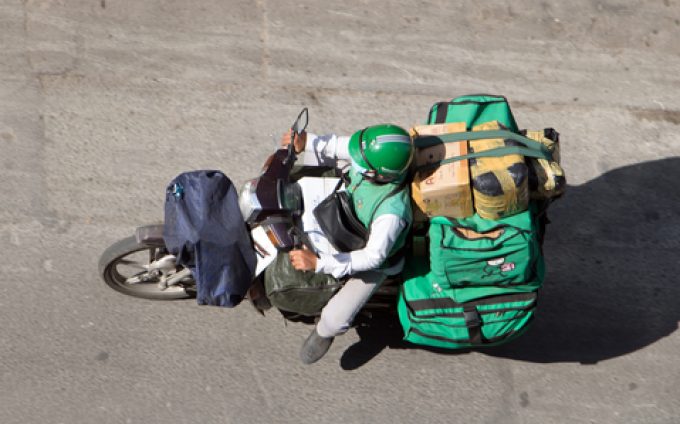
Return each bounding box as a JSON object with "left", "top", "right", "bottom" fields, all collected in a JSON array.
[
  {"left": 397, "top": 270, "right": 538, "bottom": 349},
  {"left": 398, "top": 94, "right": 563, "bottom": 349},
  {"left": 427, "top": 94, "right": 519, "bottom": 131},
  {"left": 398, "top": 208, "right": 544, "bottom": 349},
  {"left": 429, "top": 208, "right": 544, "bottom": 298}
]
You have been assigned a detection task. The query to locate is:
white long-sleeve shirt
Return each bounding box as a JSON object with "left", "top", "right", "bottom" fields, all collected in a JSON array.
[{"left": 302, "top": 133, "right": 407, "bottom": 278}]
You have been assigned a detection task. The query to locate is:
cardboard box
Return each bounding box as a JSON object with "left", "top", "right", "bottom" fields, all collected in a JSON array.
[{"left": 410, "top": 122, "right": 473, "bottom": 219}]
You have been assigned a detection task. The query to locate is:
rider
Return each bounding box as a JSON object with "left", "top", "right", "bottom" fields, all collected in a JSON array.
[{"left": 282, "top": 124, "right": 413, "bottom": 364}]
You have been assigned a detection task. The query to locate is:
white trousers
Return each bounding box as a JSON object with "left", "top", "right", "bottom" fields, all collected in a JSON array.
[{"left": 315, "top": 270, "right": 387, "bottom": 338}]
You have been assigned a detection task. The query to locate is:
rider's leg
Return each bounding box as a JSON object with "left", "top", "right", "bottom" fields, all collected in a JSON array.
[
  {"left": 316, "top": 270, "right": 387, "bottom": 337},
  {"left": 300, "top": 270, "right": 386, "bottom": 364}
]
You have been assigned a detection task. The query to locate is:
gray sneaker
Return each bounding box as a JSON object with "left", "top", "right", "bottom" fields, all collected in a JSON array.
[{"left": 300, "top": 328, "right": 334, "bottom": 364}]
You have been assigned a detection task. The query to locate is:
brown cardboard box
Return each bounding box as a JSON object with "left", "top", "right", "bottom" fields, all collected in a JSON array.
[{"left": 410, "top": 122, "right": 473, "bottom": 220}]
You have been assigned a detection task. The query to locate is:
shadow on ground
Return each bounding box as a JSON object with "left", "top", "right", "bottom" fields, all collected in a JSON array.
[{"left": 341, "top": 157, "right": 680, "bottom": 370}]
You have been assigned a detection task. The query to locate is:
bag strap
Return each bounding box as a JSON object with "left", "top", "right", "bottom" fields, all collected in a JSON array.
[
  {"left": 464, "top": 305, "right": 483, "bottom": 344},
  {"left": 332, "top": 176, "right": 344, "bottom": 191},
  {"left": 414, "top": 129, "right": 548, "bottom": 150},
  {"left": 367, "top": 177, "right": 408, "bottom": 225},
  {"left": 413, "top": 129, "right": 553, "bottom": 172},
  {"left": 434, "top": 102, "right": 449, "bottom": 124}
]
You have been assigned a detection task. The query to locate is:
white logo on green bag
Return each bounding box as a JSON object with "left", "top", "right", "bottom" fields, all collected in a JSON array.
[
  {"left": 501, "top": 263, "right": 516, "bottom": 272},
  {"left": 483, "top": 257, "right": 515, "bottom": 279}
]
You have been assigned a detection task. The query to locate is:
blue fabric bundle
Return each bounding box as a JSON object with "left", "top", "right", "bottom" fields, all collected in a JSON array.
[{"left": 163, "top": 170, "right": 256, "bottom": 307}]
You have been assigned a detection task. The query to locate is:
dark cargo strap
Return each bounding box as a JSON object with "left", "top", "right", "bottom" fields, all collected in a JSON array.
[
  {"left": 413, "top": 129, "right": 553, "bottom": 172},
  {"left": 464, "top": 305, "right": 483, "bottom": 344},
  {"left": 412, "top": 305, "right": 534, "bottom": 320},
  {"left": 435, "top": 102, "right": 449, "bottom": 124},
  {"left": 407, "top": 291, "right": 537, "bottom": 313}
]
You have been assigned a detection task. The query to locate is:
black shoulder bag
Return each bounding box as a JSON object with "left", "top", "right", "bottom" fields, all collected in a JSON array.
[{"left": 313, "top": 174, "right": 404, "bottom": 253}]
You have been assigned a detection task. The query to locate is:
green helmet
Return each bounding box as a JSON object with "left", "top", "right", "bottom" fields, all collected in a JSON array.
[{"left": 348, "top": 124, "right": 413, "bottom": 182}]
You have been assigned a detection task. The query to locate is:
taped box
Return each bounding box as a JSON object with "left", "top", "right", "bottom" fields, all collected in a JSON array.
[
  {"left": 469, "top": 121, "right": 529, "bottom": 220},
  {"left": 522, "top": 128, "right": 566, "bottom": 200},
  {"left": 410, "top": 122, "right": 473, "bottom": 220}
]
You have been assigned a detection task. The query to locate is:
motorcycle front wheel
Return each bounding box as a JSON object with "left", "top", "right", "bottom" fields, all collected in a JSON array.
[{"left": 98, "top": 235, "right": 194, "bottom": 300}]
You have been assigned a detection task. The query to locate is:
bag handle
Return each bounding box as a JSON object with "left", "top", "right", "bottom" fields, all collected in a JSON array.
[{"left": 332, "top": 176, "right": 344, "bottom": 191}]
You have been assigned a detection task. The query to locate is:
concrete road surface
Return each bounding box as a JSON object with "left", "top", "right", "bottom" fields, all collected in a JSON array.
[{"left": 2, "top": 0, "right": 679, "bottom": 423}]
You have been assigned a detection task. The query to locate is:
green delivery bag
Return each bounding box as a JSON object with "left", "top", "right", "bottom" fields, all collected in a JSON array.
[
  {"left": 397, "top": 271, "right": 538, "bottom": 349},
  {"left": 398, "top": 207, "right": 544, "bottom": 349},
  {"left": 427, "top": 94, "right": 519, "bottom": 131},
  {"left": 427, "top": 94, "right": 518, "bottom": 132},
  {"left": 429, "top": 207, "right": 544, "bottom": 298}
]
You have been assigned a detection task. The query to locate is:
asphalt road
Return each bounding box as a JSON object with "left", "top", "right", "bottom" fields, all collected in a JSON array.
[{"left": 2, "top": 1, "right": 680, "bottom": 423}]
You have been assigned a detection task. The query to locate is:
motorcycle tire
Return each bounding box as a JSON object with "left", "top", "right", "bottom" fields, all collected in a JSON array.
[{"left": 99, "top": 235, "right": 194, "bottom": 300}]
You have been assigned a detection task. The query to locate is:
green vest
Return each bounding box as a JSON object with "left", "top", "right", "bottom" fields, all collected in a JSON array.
[{"left": 346, "top": 169, "right": 413, "bottom": 257}]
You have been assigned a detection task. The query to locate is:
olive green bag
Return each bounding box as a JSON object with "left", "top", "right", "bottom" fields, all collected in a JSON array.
[{"left": 264, "top": 252, "right": 343, "bottom": 316}]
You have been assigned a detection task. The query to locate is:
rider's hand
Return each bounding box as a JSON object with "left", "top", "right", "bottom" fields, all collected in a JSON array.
[
  {"left": 289, "top": 247, "right": 317, "bottom": 271},
  {"left": 280, "top": 131, "right": 307, "bottom": 154}
]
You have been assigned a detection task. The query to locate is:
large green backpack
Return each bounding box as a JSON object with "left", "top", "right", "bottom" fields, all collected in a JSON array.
[{"left": 398, "top": 94, "right": 557, "bottom": 349}]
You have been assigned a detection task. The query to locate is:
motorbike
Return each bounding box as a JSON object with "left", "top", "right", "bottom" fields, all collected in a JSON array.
[{"left": 98, "top": 108, "right": 400, "bottom": 319}]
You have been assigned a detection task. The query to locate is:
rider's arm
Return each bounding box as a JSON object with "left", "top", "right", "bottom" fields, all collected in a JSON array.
[
  {"left": 314, "top": 214, "right": 406, "bottom": 278},
  {"left": 301, "top": 133, "right": 351, "bottom": 167}
]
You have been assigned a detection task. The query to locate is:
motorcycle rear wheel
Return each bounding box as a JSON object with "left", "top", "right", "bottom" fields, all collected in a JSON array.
[{"left": 98, "top": 235, "right": 194, "bottom": 300}]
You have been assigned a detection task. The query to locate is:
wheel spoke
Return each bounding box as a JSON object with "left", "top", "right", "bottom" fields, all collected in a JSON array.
[
  {"left": 116, "top": 259, "right": 147, "bottom": 271},
  {"left": 125, "top": 274, "right": 144, "bottom": 284}
]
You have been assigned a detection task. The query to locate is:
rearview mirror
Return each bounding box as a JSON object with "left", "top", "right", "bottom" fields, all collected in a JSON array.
[{"left": 291, "top": 108, "right": 309, "bottom": 135}]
